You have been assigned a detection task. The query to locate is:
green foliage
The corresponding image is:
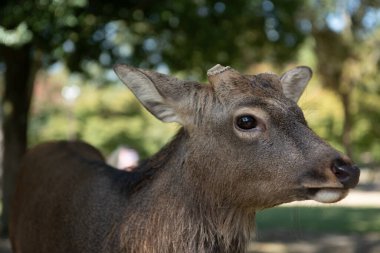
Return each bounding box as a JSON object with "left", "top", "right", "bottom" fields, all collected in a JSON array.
[
  {"left": 300, "top": 77, "right": 380, "bottom": 163},
  {"left": 1, "top": 0, "right": 307, "bottom": 77},
  {"left": 256, "top": 207, "right": 380, "bottom": 234},
  {"left": 352, "top": 82, "right": 380, "bottom": 162},
  {"left": 29, "top": 81, "right": 178, "bottom": 158},
  {"left": 298, "top": 81, "right": 345, "bottom": 152},
  {"left": 3, "top": 0, "right": 380, "bottom": 164}
]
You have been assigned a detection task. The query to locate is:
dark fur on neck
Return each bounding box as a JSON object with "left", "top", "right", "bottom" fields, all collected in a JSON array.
[
  {"left": 109, "top": 129, "right": 256, "bottom": 252},
  {"left": 118, "top": 196, "right": 255, "bottom": 253}
]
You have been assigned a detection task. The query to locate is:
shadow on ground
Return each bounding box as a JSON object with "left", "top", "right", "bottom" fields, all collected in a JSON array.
[
  {"left": 249, "top": 231, "right": 380, "bottom": 253},
  {"left": 249, "top": 202, "right": 380, "bottom": 253}
]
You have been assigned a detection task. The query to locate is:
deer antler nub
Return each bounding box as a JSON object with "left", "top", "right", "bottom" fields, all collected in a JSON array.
[{"left": 207, "top": 64, "right": 231, "bottom": 77}]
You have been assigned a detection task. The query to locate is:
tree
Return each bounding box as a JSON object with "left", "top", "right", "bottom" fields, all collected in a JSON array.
[
  {"left": 0, "top": 0, "right": 307, "bottom": 236},
  {"left": 301, "top": 0, "right": 380, "bottom": 158}
]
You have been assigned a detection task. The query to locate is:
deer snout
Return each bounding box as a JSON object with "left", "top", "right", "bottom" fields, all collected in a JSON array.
[{"left": 331, "top": 157, "right": 360, "bottom": 188}]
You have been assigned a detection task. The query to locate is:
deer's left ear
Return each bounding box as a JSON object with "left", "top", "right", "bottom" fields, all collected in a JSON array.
[{"left": 280, "top": 66, "right": 312, "bottom": 103}]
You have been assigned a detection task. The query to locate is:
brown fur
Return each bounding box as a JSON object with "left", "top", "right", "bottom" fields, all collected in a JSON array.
[{"left": 10, "top": 65, "right": 359, "bottom": 253}]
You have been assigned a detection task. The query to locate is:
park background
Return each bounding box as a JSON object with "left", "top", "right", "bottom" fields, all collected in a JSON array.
[{"left": 1, "top": 0, "right": 379, "bottom": 252}]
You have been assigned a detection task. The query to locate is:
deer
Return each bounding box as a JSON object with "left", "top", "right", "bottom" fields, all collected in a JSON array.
[{"left": 10, "top": 64, "right": 360, "bottom": 253}]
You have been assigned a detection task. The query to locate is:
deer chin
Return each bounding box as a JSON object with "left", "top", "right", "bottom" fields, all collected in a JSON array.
[{"left": 306, "top": 188, "right": 349, "bottom": 203}]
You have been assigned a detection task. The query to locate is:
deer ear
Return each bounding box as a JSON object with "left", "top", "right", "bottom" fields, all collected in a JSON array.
[
  {"left": 114, "top": 64, "right": 190, "bottom": 124},
  {"left": 280, "top": 66, "right": 312, "bottom": 103}
]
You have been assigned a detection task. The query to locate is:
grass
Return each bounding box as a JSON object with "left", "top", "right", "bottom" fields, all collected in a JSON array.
[{"left": 256, "top": 206, "right": 380, "bottom": 234}]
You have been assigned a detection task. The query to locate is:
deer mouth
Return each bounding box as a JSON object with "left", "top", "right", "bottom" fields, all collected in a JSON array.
[{"left": 305, "top": 187, "right": 349, "bottom": 203}]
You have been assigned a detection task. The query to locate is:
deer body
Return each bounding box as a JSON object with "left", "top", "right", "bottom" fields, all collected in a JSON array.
[{"left": 10, "top": 64, "right": 360, "bottom": 253}]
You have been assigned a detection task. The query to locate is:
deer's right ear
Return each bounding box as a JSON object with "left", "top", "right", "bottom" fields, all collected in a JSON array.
[
  {"left": 280, "top": 66, "right": 312, "bottom": 103},
  {"left": 114, "top": 64, "right": 193, "bottom": 124}
]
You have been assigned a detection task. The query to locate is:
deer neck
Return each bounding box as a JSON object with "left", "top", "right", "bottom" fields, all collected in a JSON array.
[{"left": 118, "top": 128, "right": 256, "bottom": 253}]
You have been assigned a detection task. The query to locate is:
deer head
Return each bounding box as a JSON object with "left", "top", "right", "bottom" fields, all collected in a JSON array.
[{"left": 114, "top": 64, "right": 360, "bottom": 209}]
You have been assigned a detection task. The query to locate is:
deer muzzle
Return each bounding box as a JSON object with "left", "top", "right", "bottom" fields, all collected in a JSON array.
[
  {"left": 303, "top": 156, "right": 360, "bottom": 203},
  {"left": 331, "top": 157, "right": 360, "bottom": 189}
]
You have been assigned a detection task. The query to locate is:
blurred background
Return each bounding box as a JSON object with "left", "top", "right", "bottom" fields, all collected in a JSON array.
[{"left": 0, "top": 0, "right": 379, "bottom": 252}]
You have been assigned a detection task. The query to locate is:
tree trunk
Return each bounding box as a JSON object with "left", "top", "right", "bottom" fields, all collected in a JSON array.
[{"left": 0, "top": 44, "right": 38, "bottom": 237}]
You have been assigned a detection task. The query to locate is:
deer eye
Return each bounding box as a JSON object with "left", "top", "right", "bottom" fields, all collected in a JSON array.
[{"left": 236, "top": 115, "right": 258, "bottom": 130}]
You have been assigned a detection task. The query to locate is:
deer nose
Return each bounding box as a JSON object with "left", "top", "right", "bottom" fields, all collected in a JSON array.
[{"left": 331, "top": 158, "right": 360, "bottom": 188}]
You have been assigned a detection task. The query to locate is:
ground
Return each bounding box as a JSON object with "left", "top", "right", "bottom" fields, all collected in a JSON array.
[
  {"left": 249, "top": 232, "right": 380, "bottom": 253},
  {"left": 249, "top": 168, "right": 380, "bottom": 253}
]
